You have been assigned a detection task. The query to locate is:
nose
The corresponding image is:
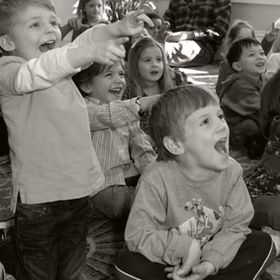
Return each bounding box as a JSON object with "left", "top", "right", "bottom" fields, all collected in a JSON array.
[{"left": 216, "top": 117, "right": 228, "bottom": 132}]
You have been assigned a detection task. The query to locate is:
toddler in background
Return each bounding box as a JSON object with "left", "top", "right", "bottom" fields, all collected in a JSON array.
[
  {"left": 73, "top": 60, "right": 157, "bottom": 226},
  {"left": 115, "top": 85, "right": 275, "bottom": 280},
  {"left": 61, "top": 0, "right": 109, "bottom": 41},
  {"left": 0, "top": 0, "right": 149, "bottom": 277},
  {"left": 220, "top": 37, "right": 267, "bottom": 159},
  {"left": 216, "top": 19, "right": 256, "bottom": 97},
  {"left": 123, "top": 37, "right": 188, "bottom": 134}
]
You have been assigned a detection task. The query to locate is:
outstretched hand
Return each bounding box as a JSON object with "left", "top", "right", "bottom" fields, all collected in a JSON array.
[
  {"left": 119, "top": 10, "right": 154, "bottom": 36},
  {"left": 91, "top": 37, "right": 128, "bottom": 65}
]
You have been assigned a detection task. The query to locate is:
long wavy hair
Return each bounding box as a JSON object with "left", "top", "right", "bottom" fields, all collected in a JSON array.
[{"left": 127, "top": 37, "right": 174, "bottom": 97}]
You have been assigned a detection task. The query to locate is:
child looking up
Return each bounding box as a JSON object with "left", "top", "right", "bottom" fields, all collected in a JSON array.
[
  {"left": 61, "top": 0, "right": 109, "bottom": 41},
  {"left": 0, "top": 0, "right": 149, "bottom": 278},
  {"left": 123, "top": 37, "right": 188, "bottom": 134},
  {"left": 73, "top": 60, "right": 157, "bottom": 225},
  {"left": 216, "top": 20, "right": 256, "bottom": 97},
  {"left": 220, "top": 37, "right": 267, "bottom": 159},
  {"left": 115, "top": 85, "right": 275, "bottom": 280}
]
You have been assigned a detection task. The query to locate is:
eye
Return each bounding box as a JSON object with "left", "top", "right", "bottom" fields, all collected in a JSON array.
[
  {"left": 143, "top": 58, "right": 151, "bottom": 62},
  {"left": 30, "top": 22, "right": 40, "bottom": 28},
  {"left": 218, "top": 112, "right": 225, "bottom": 120},
  {"left": 201, "top": 118, "right": 209, "bottom": 126},
  {"left": 156, "top": 57, "right": 162, "bottom": 62},
  {"left": 119, "top": 71, "right": 125, "bottom": 78},
  {"left": 50, "top": 20, "right": 58, "bottom": 27},
  {"left": 104, "top": 72, "right": 113, "bottom": 78}
]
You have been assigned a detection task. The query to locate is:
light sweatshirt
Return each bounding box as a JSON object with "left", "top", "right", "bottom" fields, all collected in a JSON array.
[{"left": 125, "top": 157, "right": 253, "bottom": 272}]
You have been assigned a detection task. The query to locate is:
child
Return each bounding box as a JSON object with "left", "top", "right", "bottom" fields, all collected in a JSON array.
[
  {"left": 115, "top": 85, "right": 276, "bottom": 280},
  {"left": 123, "top": 37, "right": 188, "bottom": 134},
  {"left": 220, "top": 37, "right": 267, "bottom": 158},
  {"left": 216, "top": 20, "right": 256, "bottom": 97},
  {"left": 73, "top": 60, "right": 157, "bottom": 225},
  {"left": 245, "top": 68, "right": 280, "bottom": 223},
  {"left": 244, "top": 69, "right": 280, "bottom": 280},
  {"left": 0, "top": 0, "right": 149, "bottom": 278},
  {"left": 61, "top": 0, "right": 109, "bottom": 41}
]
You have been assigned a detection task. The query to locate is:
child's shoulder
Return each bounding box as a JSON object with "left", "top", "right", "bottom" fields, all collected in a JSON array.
[{"left": 222, "top": 157, "right": 243, "bottom": 178}]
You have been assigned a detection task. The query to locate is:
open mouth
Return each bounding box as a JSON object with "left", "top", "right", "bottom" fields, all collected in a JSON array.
[
  {"left": 39, "top": 40, "right": 56, "bottom": 52},
  {"left": 109, "top": 87, "right": 122, "bottom": 96},
  {"left": 215, "top": 137, "right": 228, "bottom": 154}
]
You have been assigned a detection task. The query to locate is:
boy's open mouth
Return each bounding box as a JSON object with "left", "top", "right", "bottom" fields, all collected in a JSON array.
[
  {"left": 39, "top": 40, "right": 56, "bottom": 52},
  {"left": 215, "top": 137, "right": 228, "bottom": 154}
]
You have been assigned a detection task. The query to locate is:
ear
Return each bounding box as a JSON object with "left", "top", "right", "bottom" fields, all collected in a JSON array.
[
  {"left": 163, "top": 136, "right": 184, "bottom": 156},
  {"left": 232, "top": 61, "right": 242, "bottom": 72},
  {"left": 79, "top": 82, "right": 92, "bottom": 94},
  {"left": 0, "top": 35, "right": 16, "bottom": 52}
]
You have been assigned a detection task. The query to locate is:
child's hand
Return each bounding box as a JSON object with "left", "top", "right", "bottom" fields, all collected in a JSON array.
[
  {"left": 119, "top": 10, "right": 154, "bottom": 36},
  {"left": 92, "top": 37, "right": 128, "bottom": 65},
  {"left": 68, "top": 10, "right": 89, "bottom": 31},
  {"left": 172, "top": 238, "right": 201, "bottom": 279},
  {"left": 138, "top": 95, "right": 160, "bottom": 111},
  {"left": 183, "top": 261, "right": 215, "bottom": 280}
]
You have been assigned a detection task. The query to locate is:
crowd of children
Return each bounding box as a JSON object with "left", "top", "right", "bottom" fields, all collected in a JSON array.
[{"left": 1, "top": 0, "right": 280, "bottom": 279}]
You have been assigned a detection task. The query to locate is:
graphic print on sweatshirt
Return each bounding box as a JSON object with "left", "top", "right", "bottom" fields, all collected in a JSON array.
[{"left": 178, "top": 198, "right": 225, "bottom": 246}]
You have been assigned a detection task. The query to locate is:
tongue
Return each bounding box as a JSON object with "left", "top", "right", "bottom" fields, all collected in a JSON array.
[{"left": 215, "top": 142, "right": 227, "bottom": 154}]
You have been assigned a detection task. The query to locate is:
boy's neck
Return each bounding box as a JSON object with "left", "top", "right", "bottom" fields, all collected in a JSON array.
[{"left": 176, "top": 160, "right": 217, "bottom": 183}]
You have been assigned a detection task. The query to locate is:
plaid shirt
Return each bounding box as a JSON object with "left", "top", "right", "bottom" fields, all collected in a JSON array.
[
  {"left": 164, "top": 0, "right": 231, "bottom": 41},
  {"left": 85, "top": 97, "right": 156, "bottom": 192}
]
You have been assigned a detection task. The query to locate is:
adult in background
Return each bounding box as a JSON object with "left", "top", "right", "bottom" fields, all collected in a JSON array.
[{"left": 164, "top": 0, "right": 231, "bottom": 67}]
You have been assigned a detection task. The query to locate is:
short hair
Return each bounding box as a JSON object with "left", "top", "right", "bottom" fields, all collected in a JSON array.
[
  {"left": 72, "top": 60, "right": 124, "bottom": 96},
  {"left": 225, "top": 19, "right": 256, "bottom": 50},
  {"left": 0, "top": 0, "right": 56, "bottom": 36},
  {"left": 149, "top": 85, "right": 219, "bottom": 161},
  {"left": 226, "top": 37, "right": 261, "bottom": 71},
  {"left": 127, "top": 37, "right": 173, "bottom": 97}
]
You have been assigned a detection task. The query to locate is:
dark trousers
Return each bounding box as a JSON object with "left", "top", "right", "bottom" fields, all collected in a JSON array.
[
  {"left": 250, "top": 195, "right": 280, "bottom": 231},
  {"left": 15, "top": 196, "right": 90, "bottom": 280},
  {"left": 115, "top": 231, "right": 275, "bottom": 280}
]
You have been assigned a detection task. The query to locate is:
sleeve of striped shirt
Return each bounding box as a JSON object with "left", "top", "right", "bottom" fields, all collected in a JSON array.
[
  {"left": 86, "top": 99, "right": 140, "bottom": 131},
  {"left": 128, "top": 121, "right": 156, "bottom": 173}
]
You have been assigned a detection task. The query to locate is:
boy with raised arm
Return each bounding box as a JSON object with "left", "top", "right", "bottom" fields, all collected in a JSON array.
[{"left": 0, "top": 0, "right": 149, "bottom": 279}]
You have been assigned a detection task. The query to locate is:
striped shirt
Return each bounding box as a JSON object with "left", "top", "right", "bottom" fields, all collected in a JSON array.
[
  {"left": 164, "top": 0, "right": 231, "bottom": 44},
  {"left": 85, "top": 97, "right": 157, "bottom": 193}
]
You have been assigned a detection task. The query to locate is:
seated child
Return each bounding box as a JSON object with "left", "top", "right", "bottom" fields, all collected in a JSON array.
[
  {"left": 216, "top": 19, "right": 256, "bottom": 97},
  {"left": 0, "top": 0, "right": 150, "bottom": 278},
  {"left": 115, "top": 85, "right": 276, "bottom": 280},
  {"left": 60, "top": 0, "right": 109, "bottom": 41},
  {"left": 245, "top": 68, "right": 280, "bottom": 227},
  {"left": 123, "top": 37, "right": 188, "bottom": 134},
  {"left": 220, "top": 37, "right": 267, "bottom": 158},
  {"left": 73, "top": 60, "right": 157, "bottom": 224}
]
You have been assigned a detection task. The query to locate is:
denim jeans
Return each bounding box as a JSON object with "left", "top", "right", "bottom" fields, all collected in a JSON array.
[{"left": 15, "top": 196, "right": 90, "bottom": 280}]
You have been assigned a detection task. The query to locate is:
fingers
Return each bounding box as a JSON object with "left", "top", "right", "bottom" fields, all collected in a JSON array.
[{"left": 115, "top": 37, "right": 129, "bottom": 46}]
